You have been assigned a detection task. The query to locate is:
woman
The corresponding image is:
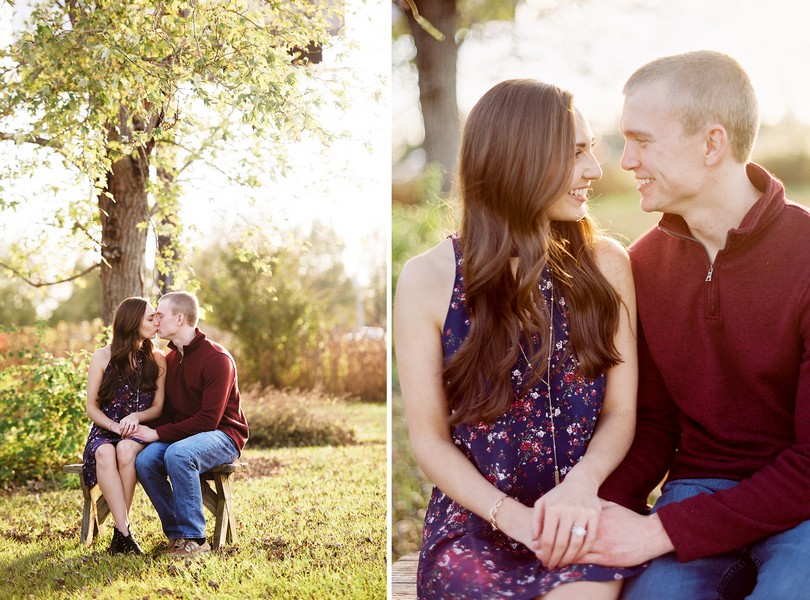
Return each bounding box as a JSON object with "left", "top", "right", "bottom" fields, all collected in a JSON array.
[
  {"left": 394, "top": 79, "right": 641, "bottom": 599},
  {"left": 83, "top": 297, "right": 166, "bottom": 555}
]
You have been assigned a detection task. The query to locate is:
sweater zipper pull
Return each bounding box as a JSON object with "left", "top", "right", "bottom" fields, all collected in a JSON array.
[{"left": 705, "top": 264, "right": 714, "bottom": 282}]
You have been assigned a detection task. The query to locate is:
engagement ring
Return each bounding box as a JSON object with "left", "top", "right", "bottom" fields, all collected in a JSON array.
[{"left": 571, "top": 525, "right": 587, "bottom": 537}]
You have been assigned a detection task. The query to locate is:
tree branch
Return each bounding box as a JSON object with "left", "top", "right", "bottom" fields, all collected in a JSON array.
[
  {"left": 0, "top": 261, "right": 100, "bottom": 288},
  {"left": 72, "top": 219, "right": 101, "bottom": 246},
  {"left": 0, "top": 131, "right": 55, "bottom": 148}
]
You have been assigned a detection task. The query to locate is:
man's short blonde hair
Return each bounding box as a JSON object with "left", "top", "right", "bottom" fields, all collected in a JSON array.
[
  {"left": 624, "top": 50, "right": 760, "bottom": 163},
  {"left": 160, "top": 291, "right": 199, "bottom": 327}
]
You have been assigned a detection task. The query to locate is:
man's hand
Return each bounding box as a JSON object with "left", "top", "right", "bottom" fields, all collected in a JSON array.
[
  {"left": 134, "top": 425, "right": 160, "bottom": 443},
  {"left": 577, "top": 500, "right": 675, "bottom": 567}
]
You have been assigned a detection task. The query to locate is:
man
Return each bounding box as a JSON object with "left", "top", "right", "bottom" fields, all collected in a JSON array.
[
  {"left": 135, "top": 291, "right": 249, "bottom": 557},
  {"left": 583, "top": 51, "right": 810, "bottom": 599}
]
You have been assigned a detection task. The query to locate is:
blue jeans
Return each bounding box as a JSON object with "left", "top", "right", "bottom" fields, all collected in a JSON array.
[
  {"left": 622, "top": 478, "right": 810, "bottom": 600},
  {"left": 135, "top": 431, "right": 239, "bottom": 540}
]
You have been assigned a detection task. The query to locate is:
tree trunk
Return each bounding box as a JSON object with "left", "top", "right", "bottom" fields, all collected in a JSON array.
[
  {"left": 407, "top": 0, "right": 460, "bottom": 191},
  {"left": 98, "top": 151, "right": 151, "bottom": 324},
  {"left": 156, "top": 216, "right": 177, "bottom": 295},
  {"left": 155, "top": 154, "right": 181, "bottom": 296}
]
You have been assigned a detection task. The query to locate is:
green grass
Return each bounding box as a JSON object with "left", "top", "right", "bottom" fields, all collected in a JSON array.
[
  {"left": 391, "top": 390, "right": 430, "bottom": 563},
  {"left": 588, "top": 191, "right": 660, "bottom": 246},
  {"left": 0, "top": 402, "right": 386, "bottom": 600},
  {"left": 589, "top": 186, "right": 810, "bottom": 246},
  {"left": 783, "top": 182, "right": 810, "bottom": 206},
  {"left": 308, "top": 398, "right": 386, "bottom": 445}
]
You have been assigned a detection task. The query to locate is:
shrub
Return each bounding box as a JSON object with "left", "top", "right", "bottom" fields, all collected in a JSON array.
[
  {"left": 194, "top": 228, "right": 386, "bottom": 403},
  {"left": 322, "top": 328, "right": 386, "bottom": 403},
  {"left": 0, "top": 343, "right": 91, "bottom": 486},
  {"left": 241, "top": 386, "right": 356, "bottom": 449},
  {"left": 0, "top": 320, "right": 105, "bottom": 370}
]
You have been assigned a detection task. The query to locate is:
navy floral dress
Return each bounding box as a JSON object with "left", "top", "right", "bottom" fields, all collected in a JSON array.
[
  {"left": 417, "top": 234, "right": 641, "bottom": 599},
  {"left": 81, "top": 354, "right": 154, "bottom": 488}
]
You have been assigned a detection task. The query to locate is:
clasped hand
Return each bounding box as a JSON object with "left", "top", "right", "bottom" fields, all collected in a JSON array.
[
  {"left": 529, "top": 478, "right": 601, "bottom": 569},
  {"left": 117, "top": 415, "right": 140, "bottom": 439}
]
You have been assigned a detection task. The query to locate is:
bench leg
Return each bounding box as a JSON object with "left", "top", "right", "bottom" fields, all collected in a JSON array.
[
  {"left": 201, "top": 473, "right": 237, "bottom": 550},
  {"left": 80, "top": 482, "right": 110, "bottom": 546},
  {"left": 215, "top": 473, "right": 236, "bottom": 547},
  {"left": 80, "top": 482, "right": 94, "bottom": 546}
]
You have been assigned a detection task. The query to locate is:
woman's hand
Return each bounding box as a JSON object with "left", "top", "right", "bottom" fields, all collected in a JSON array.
[
  {"left": 118, "top": 415, "right": 139, "bottom": 439},
  {"left": 530, "top": 474, "right": 602, "bottom": 569},
  {"left": 495, "top": 497, "right": 542, "bottom": 551}
]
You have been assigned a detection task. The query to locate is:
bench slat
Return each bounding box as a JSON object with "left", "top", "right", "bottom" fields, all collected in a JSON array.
[{"left": 391, "top": 552, "right": 419, "bottom": 599}]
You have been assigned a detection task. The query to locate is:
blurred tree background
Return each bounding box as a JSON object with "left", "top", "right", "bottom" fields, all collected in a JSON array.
[
  {"left": 391, "top": 0, "right": 810, "bottom": 560},
  {"left": 0, "top": 0, "right": 346, "bottom": 323}
]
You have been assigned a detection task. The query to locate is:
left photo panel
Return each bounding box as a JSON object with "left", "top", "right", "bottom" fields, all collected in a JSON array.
[{"left": 0, "top": 0, "right": 389, "bottom": 598}]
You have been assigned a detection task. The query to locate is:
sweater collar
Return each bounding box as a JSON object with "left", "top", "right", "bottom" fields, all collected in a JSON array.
[
  {"left": 168, "top": 328, "right": 206, "bottom": 355},
  {"left": 658, "top": 162, "right": 785, "bottom": 243}
]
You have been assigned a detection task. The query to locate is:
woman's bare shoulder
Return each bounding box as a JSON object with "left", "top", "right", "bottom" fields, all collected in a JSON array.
[
  {"left": 151, "top": 346, "right": 167, "bottom": 365},
  {"left": 594, "top": 235, "right": 634, "bottom": 294},
  {"left": 92, "top": 345, "right": 111, "bottom": 361},
  {"left": 395, "top": 237, "right": 457, "bottom": 326},
  {"left": 89, "top": 345, "right": 111, "bottom": 371},
  {"left": 397, "top": 237, "right": 456, "bottom": 292}
]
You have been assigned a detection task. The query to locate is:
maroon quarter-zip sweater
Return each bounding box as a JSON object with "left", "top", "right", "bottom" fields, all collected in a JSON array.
[
  {"left": 156, "top": 328, "right": 249, "bottom": 452},
  {"left": 600, "top": 163, "right": 810, "bottom": 562}
]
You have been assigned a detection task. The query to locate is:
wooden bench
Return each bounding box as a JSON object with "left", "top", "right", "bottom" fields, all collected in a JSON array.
[
  {"left": 391, "top": 550, "right": 758, "bottom": 599},
  {"left": 391, "top": 552, "right": 418, "bottom": 599},
  {"left": 62, "top": 462, "right": 246, "bottom": 550}
]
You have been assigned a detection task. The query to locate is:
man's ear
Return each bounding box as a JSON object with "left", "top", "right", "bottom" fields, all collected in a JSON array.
[{"left": 704, "top": 124, "right": 728, "bottom": 166}]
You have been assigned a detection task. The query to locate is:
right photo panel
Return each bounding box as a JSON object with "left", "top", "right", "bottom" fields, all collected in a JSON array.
[{"left": 391, "top": 1, "right": 810, "bottom": 599}]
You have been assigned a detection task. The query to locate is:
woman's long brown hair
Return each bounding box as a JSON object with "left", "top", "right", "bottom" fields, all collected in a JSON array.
[
  {"left": 98, "top": 297, "right": 160, "bottom": 406},
  {"left": 444, "top": 79, "right": 622, "bottom": 425}
]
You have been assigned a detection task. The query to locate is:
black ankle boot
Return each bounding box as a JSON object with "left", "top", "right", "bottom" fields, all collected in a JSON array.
[
  {"left": 119, "top": 529, "right": 144, "bottom": 555},
  {"left": 110, "top": 526, "right": 144, "bottom": 555},
  {"left": 109, "top": 526, "right": 125, "bottom": 554}
]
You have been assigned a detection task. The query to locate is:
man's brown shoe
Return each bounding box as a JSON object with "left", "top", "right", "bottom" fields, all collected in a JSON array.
[
  {"left": 160, "top": 538, "right": 187, "bottom": 554},
  {"left": 169, "top": 539, "right": 211, "bottom": 557}
]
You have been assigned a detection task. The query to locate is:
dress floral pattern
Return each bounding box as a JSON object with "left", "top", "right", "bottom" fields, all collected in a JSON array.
[
  {"left": 81, "top": 354, "right": 154, "bottom": 488},
  {"left": 417, "top": 233, "right": 641, "bottom": 599}
]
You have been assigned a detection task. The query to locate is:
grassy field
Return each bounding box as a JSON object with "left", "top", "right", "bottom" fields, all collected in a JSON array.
[
  {"left": 588, "top": 184, "right": 810, "bottom": 245},
  {"left": 391, "top": 388, "right": 429, "bottom": 563},
  {"left": 588, "top": 191, "right": 660, "bottom": 245},
  {"left": 0, "top": 402, "right": 386, "bottom": 600}
]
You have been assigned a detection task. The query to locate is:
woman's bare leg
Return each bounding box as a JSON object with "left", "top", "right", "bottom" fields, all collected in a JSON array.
[
  {"left": 540, "top": 580, "right": 622, "bottom": 600},
  {"left": 115, "top": 440, "right": 145, "bottom": 514},
  {"left": 94, "top": 444, "right": 130, "bottom": 535}
]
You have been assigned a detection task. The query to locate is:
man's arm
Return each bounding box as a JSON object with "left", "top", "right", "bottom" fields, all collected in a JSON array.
[
  {"left": 599, "top": 323, "right": 680, "bottom": 512},
  {"left": 155, "top": 352, "right": 235, "bottom": 442},
  {"left": 593, "top": 292, "right": 810, "bottom": 565},
  {"left": 581, "top": 324, "right": 681, "bottom": 567}
]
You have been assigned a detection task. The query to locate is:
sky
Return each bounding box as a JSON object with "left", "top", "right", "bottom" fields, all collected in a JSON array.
[
  {"left": 393, "top": 0, "right": 810, "bottom": 170},
  {"left": 0, "top": 0, "right": 390, "bottom": 310}
]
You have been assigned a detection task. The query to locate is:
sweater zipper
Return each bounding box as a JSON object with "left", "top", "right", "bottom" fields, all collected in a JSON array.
[{"left": 659, "top": 223, "right": 719, "bottom": 317}]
